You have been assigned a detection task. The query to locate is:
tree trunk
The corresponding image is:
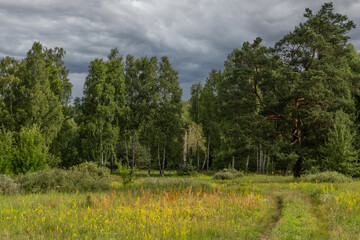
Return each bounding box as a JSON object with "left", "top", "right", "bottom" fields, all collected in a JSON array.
[
  {"left": 202, "top": 153, "right": 207, "bottom": 171},
  {"left": 111, "top": 153, "right": 114, "bottom": 174},
  {"left": 206, "top": 134, "right": 210, "bottom": 171},
  {"left": 197, "top": 144, "right": 200, "bottom": 171},
  {"left": 293, "top": 156, "right": 303, "bottom": 177},
  {"left": 162, "top": 142, "right": 166, "bottom": 175},
  {"left": 263, "top": 150, "right": 266, "bottom": 174},
  {"left": 292, "top": 98, "right": 303, "bottom": 177},
  {"left": 256, "top": 148, "right": 259, "bottom": 173},
  {"left": 148, "top": 147, "right": 151, "bottom": 176},
  {"left": 259, "top": 144, "right": 263, "bottom": 174},
  {"left": 232, "top": 156, "right": 235, "bottom": 169},
  {"left": 158, "top": 144, "right": 161, "bottom": 176},
  {"left": 183, "top": 130, "right": 187, "bottom": 166},
  {"left": 104, "top": 155, "right": 107, "bottom": 169},
  {"left": 124, "top": 132, "right": 129, "bottom": 168},
  {"left": 246, "top": 155, "right": 249, "bottom": 172},
  {"left": 100, "top": 132, "right": 104, "bottom": 167},
  {"left": 131, "top": 129, "right": 136, "bottom": 173}
]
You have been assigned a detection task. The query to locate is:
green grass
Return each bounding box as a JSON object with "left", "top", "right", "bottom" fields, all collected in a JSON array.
[{"left": 1, "top": 173, "right": 360, "bottom": 239}]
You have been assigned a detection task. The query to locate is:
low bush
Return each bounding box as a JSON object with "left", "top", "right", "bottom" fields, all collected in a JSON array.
[
  {"left": 143, "top": 177, "right": 215, "bottom": 192},
  {"left": 16, "top": 162, "right": 111, "bottom": 193},
  {"left": 0, "top": 175, "right": 20, "bottom": 194},
  {"left": 302, "top": 171, "right": 351, "bottom": 183},
  {"left": 177, "top": 163, "right": 196, "bottom": 176},
  {"left": 118, "top": 164, "right": 134, "bottom": 185},
  {"left": 213, "top": 168, "right": 244, "bottom": 180}
]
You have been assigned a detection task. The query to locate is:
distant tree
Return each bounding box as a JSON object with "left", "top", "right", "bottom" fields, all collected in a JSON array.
[{"left": 78, "top": 49, "right": 124, "bottom": 167}]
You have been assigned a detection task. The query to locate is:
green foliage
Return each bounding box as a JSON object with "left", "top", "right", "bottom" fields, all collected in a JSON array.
[
  {"left": 0, "top": 129, "right": 13, "bottom": 174},
  {"left": 17, "top": 162, "right": 110, "bottom": 193},
  {"left": 319, "top": 110, "right": 358, "bottom": 176},
  {"left": 12, "top": 126, "right": 48, "bottom": 174},
  {"left": 51, "top": 118, "right": 81, "bottom": 168},
  {"left": 302, "top": 171, "right": 352, "bottom": 183},
  {"left": 213, "top": 168, "right": 244, "bottom": 180},
  {"left": 117, "top": 164, "right": 134, "bottom": 185},
  {"left": 0, "top": 175, "right": 20, "bottom": 195},
  {"left": 177, "top": 163, "right": 196, "bottom": 176},
  {"left": 143, "top": 177, "right": 214, "bottom": 191}
]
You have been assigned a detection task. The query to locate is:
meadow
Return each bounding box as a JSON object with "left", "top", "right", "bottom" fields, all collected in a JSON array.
[{"left": 1, "top": 172, "right": 360, "bottom": 240}]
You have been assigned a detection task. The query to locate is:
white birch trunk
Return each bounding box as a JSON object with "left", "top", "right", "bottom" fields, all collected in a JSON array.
[{"left": 183, "top": 130, "right": 187, "bottom": 166}]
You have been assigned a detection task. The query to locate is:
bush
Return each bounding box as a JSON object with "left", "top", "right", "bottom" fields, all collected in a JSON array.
[
  {"left": 302, "top": 171, "right": 352, "bottom": 183},
  {"left": 16, "top": 162, "right": 111, "bottom": 193},
  {"left": 0, "top": 175, "right": 20, "bottom": 195},
  {"left": 143, "top": 178, "right": 215, "bottom": 192},
  {"left": 213, "top": 168, "right": 244, "bottom": 180},
  {"left": 70, "top": 161, "right": 110, "bottom": 179},
  {"left": 118, "top": 164, "right": 134, "bottom": 185},
  {"left": 177, "top": 163, "right": 196, "bottom": 176}
]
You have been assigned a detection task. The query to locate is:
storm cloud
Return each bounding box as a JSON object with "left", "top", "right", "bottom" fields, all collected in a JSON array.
[{"left": 0, "top": 0, "right": 359, "bottom": 99}]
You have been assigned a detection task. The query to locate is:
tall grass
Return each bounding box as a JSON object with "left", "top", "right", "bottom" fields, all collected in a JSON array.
[
  {"left": 2, "top": 173, "right": 360, "bottom": 239},
  {"left": 0, "top": 184, "right": 275, "bottom": 239}
]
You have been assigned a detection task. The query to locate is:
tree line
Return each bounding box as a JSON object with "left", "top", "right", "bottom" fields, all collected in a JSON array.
[
  {"left": 1, "top": 3, "right": 360, "bottom": 177},
  {"left": 189, "top": 3, "right": 360, "bottom": 177}
]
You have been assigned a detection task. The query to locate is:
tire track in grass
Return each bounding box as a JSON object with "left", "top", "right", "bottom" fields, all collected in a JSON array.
[
  {"left": 259, "top": 194, "right": 284, "bottom": 240},
  {"left": 261, "top": 190, "right": 328, "bottom": 240}
]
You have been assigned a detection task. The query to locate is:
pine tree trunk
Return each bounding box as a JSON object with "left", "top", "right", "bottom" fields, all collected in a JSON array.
[{"left": 293, "top": 156, "right": 303, "bottom": 177}]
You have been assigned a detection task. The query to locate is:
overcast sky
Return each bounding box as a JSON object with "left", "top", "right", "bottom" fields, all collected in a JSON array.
[{"left": 1, "top": 0, "right": 359, "bottom": 100}]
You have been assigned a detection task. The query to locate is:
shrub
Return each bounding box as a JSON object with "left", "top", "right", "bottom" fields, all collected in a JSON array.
[
  {"left": 70, "top": 161, "right": 110, "bottom": 179},
  {"left": 17, "top": 169, "right": 68, "bottom": 193},
  {"left": 213, "top": 168, "right": 244, "bottom": 180},
  {"left": 302, "top": 171, "right": 351, "bottom": 183},
  {"left": 16, "top": 162, "right": 111, "bottom": 193},
  {"left": 118, "top": 164, "right": 134, "bottom": 185},
  {"left": 143, "top": 178, "right": 215, "bottom": 192},
  {"left": 177, "top": 163, "right": 196, "bottom": 176},
  {"left": 0, "top": 175, "right": 20, "bottom": 195}
]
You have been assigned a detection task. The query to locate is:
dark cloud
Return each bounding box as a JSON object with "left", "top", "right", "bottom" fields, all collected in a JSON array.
[{"left": 0, "top": 0, "right": 359, "bottom": 100}]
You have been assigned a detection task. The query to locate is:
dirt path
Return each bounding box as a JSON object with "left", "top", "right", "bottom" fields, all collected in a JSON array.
[
  {"left": 259, "top": 195, "right": 283, "bottom": 240},
  {"left": 259, "top": 190, "right": 329, "bottom": 240}
]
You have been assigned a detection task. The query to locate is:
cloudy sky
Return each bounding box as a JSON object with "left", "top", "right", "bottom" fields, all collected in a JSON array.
[{"left": 0, "top": 0, "right": 359, "bottom": 100}]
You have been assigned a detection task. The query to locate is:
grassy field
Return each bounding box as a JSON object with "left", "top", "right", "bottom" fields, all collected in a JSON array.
[{"left": 1, "top": 172, "right": 360, "bottom": 239}]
